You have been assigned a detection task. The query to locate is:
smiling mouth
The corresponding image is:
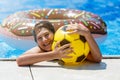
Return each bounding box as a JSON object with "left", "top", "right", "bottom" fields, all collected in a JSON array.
[{"left": 43, "top": 42, "right": 51, "bottom": 47}]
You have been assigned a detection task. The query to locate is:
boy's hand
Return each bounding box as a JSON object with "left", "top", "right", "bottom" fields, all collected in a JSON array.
[{"left": 53, "top": 41, "right": 73, "bottom": 59}]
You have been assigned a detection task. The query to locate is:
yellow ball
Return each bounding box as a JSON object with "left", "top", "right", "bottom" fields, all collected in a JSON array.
[{"left": 52, "top": 25, "right": 90, "bottom": 65}]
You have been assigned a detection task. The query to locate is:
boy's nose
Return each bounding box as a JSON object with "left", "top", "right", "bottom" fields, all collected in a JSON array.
[{"left": 42, "top": 37, "right": 48, "bottom": 42}]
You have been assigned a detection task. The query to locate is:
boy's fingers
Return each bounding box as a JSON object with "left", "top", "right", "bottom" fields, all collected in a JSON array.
[
  {"left": 55, "top": 41, "right": 61, "bottom": 48},
  {"left": 63, "top": 47, "right": 73, "bottom": 54},
  {"left": 60, "top": 43, "right": 71, "bottom": 50},
  {"left": 63, "top": 55, "right": 73, "bottom": 58}
]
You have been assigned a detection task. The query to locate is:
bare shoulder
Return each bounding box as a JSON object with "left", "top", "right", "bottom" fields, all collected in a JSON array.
[{"left": 23, "top": 46, "right": 41, "bottom": 55}]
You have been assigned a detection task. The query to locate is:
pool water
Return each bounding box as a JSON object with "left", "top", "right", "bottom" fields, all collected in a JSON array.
[{"left": 0, "top": 0, "right": 120, "bottom": 58}]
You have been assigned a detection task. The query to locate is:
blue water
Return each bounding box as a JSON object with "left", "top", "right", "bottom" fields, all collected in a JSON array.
[{"left": 0, "top": 0, "right": 120, "bottom": 58}]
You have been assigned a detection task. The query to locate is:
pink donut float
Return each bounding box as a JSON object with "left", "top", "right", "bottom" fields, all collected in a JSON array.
[{"left": 0, "top": 9, "right": 107, "bottom": 50}]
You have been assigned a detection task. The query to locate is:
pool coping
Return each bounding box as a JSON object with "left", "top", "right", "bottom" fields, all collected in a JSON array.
[
  {"left": 102, "top": 55, "right": 120, "bottom": 59},
  {"left": 0, "top": 55, "right": 120, "bottom": 61},
  {"left": 1, "top": 59, "right": 120, "bottom": 80}
]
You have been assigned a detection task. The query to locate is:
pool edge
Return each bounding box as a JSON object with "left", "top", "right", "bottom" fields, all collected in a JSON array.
[{"left": 0, "top": 55, "right": 120, "bottom": 61}]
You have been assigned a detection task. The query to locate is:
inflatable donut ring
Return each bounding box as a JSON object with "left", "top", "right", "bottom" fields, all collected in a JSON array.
[
  {"left": 2, "top": 9, "right": 107, "bottom": 36},
  {"left": 0, "top": 9, "right": 107, "bottom": 50}
]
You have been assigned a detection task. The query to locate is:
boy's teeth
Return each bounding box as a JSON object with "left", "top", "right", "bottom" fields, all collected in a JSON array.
[{"left": 44, "top": 43, "right": 49, "bottom": 46}]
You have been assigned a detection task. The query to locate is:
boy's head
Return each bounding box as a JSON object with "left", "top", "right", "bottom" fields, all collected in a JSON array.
[{"left": 33, "top": 21, "right": 55, "bottom": 42}]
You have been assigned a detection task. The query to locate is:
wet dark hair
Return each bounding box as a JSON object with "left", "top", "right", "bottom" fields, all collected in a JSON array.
[{"left": 33, "top": 21, "right": 55, "bottom": 42}]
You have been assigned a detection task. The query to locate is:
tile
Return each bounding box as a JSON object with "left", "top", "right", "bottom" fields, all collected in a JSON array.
[
  {"left": 0, "top": 61, "right": 32, "bottom": 80},
  {"left": 31, "top": 59, "right": 120, "bottom": 80}
]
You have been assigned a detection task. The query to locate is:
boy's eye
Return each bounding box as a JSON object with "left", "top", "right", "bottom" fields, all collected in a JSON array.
[
  {"left": 38, "top": 37, "right": 42, "bottom": 41},
  {"left": 45, "top": 33, "right": 49, "bottom": 38}
]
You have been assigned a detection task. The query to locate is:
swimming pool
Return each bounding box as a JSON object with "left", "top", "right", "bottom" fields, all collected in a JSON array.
[{"left": 0, "top": 0, "right": 120, "bottom": 58}]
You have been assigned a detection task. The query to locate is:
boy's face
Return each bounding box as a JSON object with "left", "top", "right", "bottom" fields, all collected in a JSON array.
[{"left": 36, "top": 27, "right": 54, "bottom": 51}]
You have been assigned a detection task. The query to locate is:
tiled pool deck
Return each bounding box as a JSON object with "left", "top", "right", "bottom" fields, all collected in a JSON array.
[{"left": 0, "top": 58, "right": 120, "bottom": 80}]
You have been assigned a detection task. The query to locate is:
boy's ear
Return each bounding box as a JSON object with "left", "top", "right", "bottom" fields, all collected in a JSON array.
[{"left": 32, "top": 30, "right": 37, "bottom": 42}]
